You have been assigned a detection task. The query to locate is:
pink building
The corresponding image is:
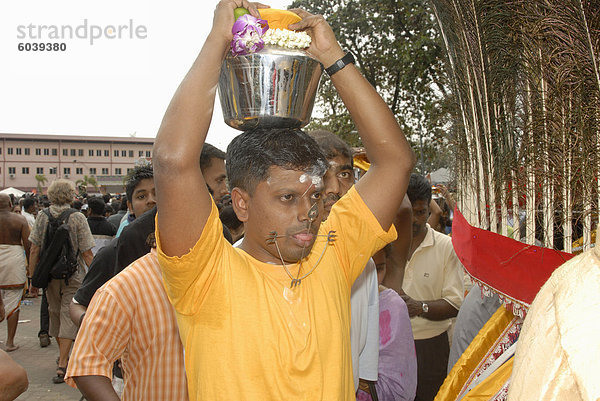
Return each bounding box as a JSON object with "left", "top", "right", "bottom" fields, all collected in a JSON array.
[{"left": 0, "top": 133, "right": 154, "bottom": 193}]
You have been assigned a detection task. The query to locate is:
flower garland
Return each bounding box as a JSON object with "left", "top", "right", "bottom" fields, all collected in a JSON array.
[{"left": 230, "top": 9, "right": 311, "bottom": 56}]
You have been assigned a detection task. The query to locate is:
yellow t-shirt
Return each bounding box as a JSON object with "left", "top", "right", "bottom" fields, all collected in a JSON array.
[{"left": 157, "top": 186, "right": 397, "bottom": 401}]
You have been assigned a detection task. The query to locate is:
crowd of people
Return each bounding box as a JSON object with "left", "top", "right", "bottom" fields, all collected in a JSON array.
[{"left": 1, "top": 1, "right": 597, "bottom": 401}]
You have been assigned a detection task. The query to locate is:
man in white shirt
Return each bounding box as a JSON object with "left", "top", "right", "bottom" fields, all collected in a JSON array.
[
  {"left": 402, "top": 174, "right": 464, "bottom": 401},
  {"left": 309, "top": 130, "right": 379, "bottom": 392},
  {"left": 21, "top": 198, "right": 37, "bottom": 228}
]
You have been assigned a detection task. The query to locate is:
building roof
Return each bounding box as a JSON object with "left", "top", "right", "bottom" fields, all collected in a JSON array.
[{"left": 0, "top": 132, "right": 155, "bottom": 144}]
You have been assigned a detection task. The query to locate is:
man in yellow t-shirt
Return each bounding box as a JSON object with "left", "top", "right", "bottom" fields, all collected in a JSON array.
[{"left": 153, "top": 1, "right": 415, "bottom": 400}]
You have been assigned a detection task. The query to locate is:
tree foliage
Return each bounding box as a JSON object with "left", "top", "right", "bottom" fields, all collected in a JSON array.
[
  {"left": 431, "top": 0, "right": 600, "bottom": 250},
  {"left": 290, "top": 0, "right": 452, "bottom": 172}
]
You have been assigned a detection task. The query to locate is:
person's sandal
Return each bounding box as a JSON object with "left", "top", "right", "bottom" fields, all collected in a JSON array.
[{"left": 52, "top": 367, "right": 67, "bottom": 384}]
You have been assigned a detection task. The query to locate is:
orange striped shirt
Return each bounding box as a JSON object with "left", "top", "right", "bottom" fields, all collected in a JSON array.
[{"left": 65, "top": 250, "right": 188, "bottom": 401}]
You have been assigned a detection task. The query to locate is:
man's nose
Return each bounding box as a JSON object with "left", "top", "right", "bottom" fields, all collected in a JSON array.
[
  {"left": 148, "top": 192, "right": 157, "bottom": 205},
  {"left": 324, "top": 175, "right": 340, "bottom": 196}
]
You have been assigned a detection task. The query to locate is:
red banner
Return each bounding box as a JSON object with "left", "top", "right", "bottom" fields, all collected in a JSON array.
[{"left": 452, "top": 208, "right": 574, "bottom": 305}]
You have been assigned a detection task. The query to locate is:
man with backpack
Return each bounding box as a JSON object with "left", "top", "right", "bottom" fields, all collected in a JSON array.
[{"left": 28, "top": 179, "right": 95, "bottom": 384}]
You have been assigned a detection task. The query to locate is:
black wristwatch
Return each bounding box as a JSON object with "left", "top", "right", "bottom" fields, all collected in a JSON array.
[{"left": 325, "top": 52, "right": 355, "bottom": 77}]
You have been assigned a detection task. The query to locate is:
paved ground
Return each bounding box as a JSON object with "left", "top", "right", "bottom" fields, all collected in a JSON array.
[{"left": 0, "top": 295, "right": 83, "bottom": 400}]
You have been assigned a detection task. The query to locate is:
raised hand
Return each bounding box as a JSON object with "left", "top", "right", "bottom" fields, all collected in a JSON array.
[
  {"left": 211, "top": 0, "right": 269, "bottom": 41},
  {"left": 288, "top": 8, "right": 345, "bottom": 68}
]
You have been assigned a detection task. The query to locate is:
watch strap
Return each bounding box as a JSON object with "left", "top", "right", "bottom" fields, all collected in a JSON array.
[{"left": 325, "top": 52, "right": 355, "bottom": 77}]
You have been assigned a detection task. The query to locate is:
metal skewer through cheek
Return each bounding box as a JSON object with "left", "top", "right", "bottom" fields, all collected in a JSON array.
[{"left": 267, "top": 201, "right": 336, "bottom": 288}]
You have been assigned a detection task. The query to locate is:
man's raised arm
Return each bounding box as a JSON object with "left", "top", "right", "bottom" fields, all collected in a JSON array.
[
  {"left": 291, "top": 11, "right": 415, "bottom": 231},
  {"left": 153, "top": 1, "right": 266, "bottom": 257}
]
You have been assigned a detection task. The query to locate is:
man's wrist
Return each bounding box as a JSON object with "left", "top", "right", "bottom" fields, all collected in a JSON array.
[{"left": 320, "top": 48, "right": 347, "bottom": 71}]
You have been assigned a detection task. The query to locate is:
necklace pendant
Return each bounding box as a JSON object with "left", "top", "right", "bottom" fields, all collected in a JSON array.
[{"left": 290, "top": 278, "right": 301, "bottom": 288}]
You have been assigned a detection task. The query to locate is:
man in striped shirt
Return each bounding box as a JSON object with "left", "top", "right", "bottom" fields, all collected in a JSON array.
[{"left": 64, "top": 249, "right": 188, "bottom": 401}]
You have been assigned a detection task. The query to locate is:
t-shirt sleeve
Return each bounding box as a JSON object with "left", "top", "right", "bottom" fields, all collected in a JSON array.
[
  {"left": 441, "top": 244, "right": 465, "bottom": 310},
  {"left": 65, "top": 286, "right": 130, "bottom": 387},
  {"left": 326, "top": 186, "right": 397, "bottom": 284},
  {"left": 156, "top": 201, "right": 229, "bottom": 316}
]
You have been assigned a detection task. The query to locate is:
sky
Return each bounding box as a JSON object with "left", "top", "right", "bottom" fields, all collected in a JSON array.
[{"left": 0, "top": 0, "right": 293, "bottom": 151}]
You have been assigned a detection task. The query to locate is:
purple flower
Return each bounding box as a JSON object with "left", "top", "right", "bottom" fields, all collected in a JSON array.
[{"left": 230, "top": 14, "right": 268, "bottom": 56}]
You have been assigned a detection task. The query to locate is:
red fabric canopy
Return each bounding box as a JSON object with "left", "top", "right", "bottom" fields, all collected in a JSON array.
[{"left": 452, "top": 208, "right": 574, "bottom": 306}]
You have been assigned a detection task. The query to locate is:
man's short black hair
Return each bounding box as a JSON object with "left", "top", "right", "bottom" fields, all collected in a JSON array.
[
  {"left": 226, "top": 128, "right": 329, "bottom": 194},
  {"left": 125, "top": 164, "right": 154, "bottom": 201},
  {"left": 22, "top": 197, "right": 36, "bottom": 211},
  {"left": 308, "top": 129, "right": 353, "bottom": 165},
  {"left": 407, "top": 174, "right": 432, "bottom": 204},
  {"left": 200, "top": 143, "right": 226, "bottom": 172},
  {"left": 88, "top": 196, "right": 106, "bottom": 216},
  {"left": 72, "top": 200, "right": 83, "bottom": 211}
]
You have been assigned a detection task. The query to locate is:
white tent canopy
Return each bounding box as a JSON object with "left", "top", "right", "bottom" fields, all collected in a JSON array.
[{"left": 0, "top": 187, "right": 26, "bottom": 197}]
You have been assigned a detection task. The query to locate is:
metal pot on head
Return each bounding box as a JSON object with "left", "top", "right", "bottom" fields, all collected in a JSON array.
[{"left": 218, "top": 46, "right": 323, "bottom": 131}]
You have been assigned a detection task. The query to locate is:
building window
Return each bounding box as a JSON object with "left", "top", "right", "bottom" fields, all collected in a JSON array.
[
  {"left": 121, "top": 150, "right": 127, "bottom": 157},
  {"left": 127, "top": 168, "right": 133, "bottom": 174},
  {"left": 76, "top": 167, "right": 83, "bottom": 174},
  {"left": 37, "top": 167, "right": 44, "bottom": 174},
  {"left": 115, "top": 168, "right": 122, "bottom": 175},
  {"left": 22, "top": 167, "right": 29, "bottom": 174},
  {"left": 96, "top": 149, "right": 102, "bottom": 156},
  {"left": 78, "top": 149, "right": 84, "bottom": 157},
  {"left": 128, "top": 150, "right": 134, "bottom": 157},
  {"left": 51, "top": 148, "right": 57, "bottom": 156},
  {"left": 146, "top": 150, "right": 151, "bottom": 157},
  {"left": 0, "top": 148, "right": 2, "bottom": 155},
  {"left": 49, "top": 167, "right": 57, "bottom": 174},
  {"left": 70, "top": 149, "right": 76, "bottom": 156},
  {"left": 114, "top": 150, "right": 119, "bottom": 157},
  {"left": 64, "top": 167, "right": 71, "bottom": 175},
  {"left": 7, "top": 148, "right": 13, "bottom": 155},
  {"left": 139, "top": 150, "right": 144, "bottom": 157},
  {"left": 24, "top": 148, "right": 30, "bottom": 155},
  {"left": 101, "top": 168, "right": 109, "bottom": 175},
  {"left": 36, "top": 148, "right": 41, "bottom": 155},
  {"left": 90, "top": 168, "right": 97, "bottom": 175},
  {"left": 104, "top": 150, "right": 109, "bottom": 157},
  {"left": 89, "top": 149, "right": 94, "bottom": 156},
  {"left": 8, "top": 167, "right": 16, "bottom": 174},
  {"left": 63, "top": 149, "right": 68, "bottom": 156},
  {"left": 16, "top": 148, "right": 22, "bottom": 155}
]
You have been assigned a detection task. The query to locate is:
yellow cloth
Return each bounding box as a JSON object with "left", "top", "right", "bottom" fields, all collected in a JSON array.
[
  {"left": 157, "top": 186, "right": 397, "bottom": 401},
  {"left": 435, "top": 306, "right": 514, "bottom": 401},
  {"left": 462, "top": 359, "right": 513, "bottom": 401},
  {"left": 507, "top": 239, "right": 600, "bottom": 401}
]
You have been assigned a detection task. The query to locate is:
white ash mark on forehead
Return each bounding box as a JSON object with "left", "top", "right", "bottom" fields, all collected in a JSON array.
[{"left": 299, "top": 174, "right": 308, "bottom": 183}]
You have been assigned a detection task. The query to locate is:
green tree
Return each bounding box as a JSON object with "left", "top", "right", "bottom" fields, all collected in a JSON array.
[
  {"left": 34, "top": 174, "right": 48, "bottom": 194},
  {"left": 75, "top": 175, "right": 99, "bottom": 195},
  {"left": 290, "top": 0, "right": 453, "bottom": 172}
]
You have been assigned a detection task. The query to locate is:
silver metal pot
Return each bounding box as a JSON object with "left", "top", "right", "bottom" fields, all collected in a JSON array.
[{"left": 218, "top": 46, "right": 323, "bottom": 131}]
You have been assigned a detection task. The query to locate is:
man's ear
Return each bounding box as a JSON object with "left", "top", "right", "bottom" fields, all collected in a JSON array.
[
  {"left": 126, "top": 200, "right": 133, "bottom": 213},
  {"left": 231, "top": 187, "right": 250, "bottom": 223}
]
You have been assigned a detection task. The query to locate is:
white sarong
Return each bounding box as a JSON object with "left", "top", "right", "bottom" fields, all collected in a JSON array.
[{"left": 0, "top": 244, "right": 27, "bottom": 288}]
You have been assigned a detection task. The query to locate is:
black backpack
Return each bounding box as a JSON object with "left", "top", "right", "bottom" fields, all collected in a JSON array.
[{"left": 32, "top": 208, "right": 80, "bottom": 287}]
